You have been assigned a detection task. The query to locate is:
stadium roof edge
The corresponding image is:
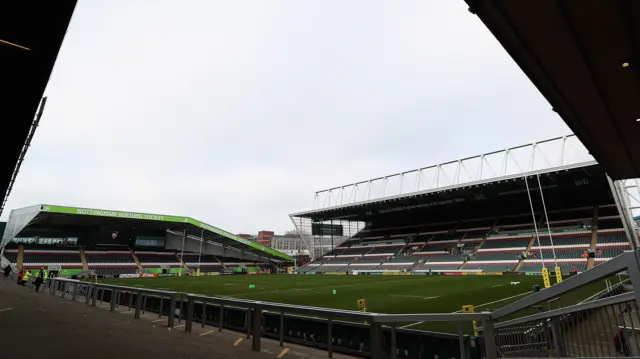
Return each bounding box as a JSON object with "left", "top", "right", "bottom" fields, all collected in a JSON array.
[
  {"left": 464, "top": 0, "right": 640, "bottom": 180},
  {"left": 290, "top": 160, "right": 599, "bottom": 218},
  {"left": 18, "top": 204, "right": 293, "bottom": 261}
]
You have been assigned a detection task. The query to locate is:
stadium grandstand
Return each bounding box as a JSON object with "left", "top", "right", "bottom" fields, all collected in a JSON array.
[
  {"left": 4, "top": 2, "right": 640, "bottom": 359},
  {"left": 0, "top": 204, "right": 292, "bottom": 277},
  {"left": 291, "top": 135, "right": 638, "bottom": 276}
]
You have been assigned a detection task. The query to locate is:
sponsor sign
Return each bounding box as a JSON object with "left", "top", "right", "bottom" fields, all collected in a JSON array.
[
  {"left": 475, "top": 272, "right": 486, "bottom": 276},
  {"left": 140, "top": 273, "right": 157, "bottom": 278},
  {"left": 119, "top": 274, "right": 138, "bottom": 278},
  {"left": 158, "top": 273, "right": 176, "bottom": 277},
  {"left": 490, "top": 272, "right": 504, "bottom": 276}
]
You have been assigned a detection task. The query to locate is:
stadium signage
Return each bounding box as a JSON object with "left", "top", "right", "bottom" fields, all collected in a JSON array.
[
  {"left": 119, "top": 274, "right": 138, "bottom": 278},
  {"left": 77, "top": 209, "right": 166, "bottom": 221},
  {"left": 378, "top": 198, "right": 465, "bottom": 214}
]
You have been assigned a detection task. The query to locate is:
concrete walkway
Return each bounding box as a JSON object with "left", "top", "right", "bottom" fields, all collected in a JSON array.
[{"left": 0, "top": 281, "right": 356, "bottom": 359}]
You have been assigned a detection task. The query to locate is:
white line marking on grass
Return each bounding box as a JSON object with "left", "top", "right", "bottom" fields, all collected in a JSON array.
[
  {"left": 173, "top": 324, "right": 185, "bottom": 329},
  {"left": 491, "top": 285, "right": 503, "bottom": 288},
  {"left": 401, "top": 291, "right": 531, "bottom": 329},
  {"left": 234, "top": 279, "right": 409, "bottom": 297},
  {"left": 0, "top": 307, "right": 13, "bottom": 313},
  {"left": 199, "top": 330, "right": 215, "bottom": 336},
  {"left": 453, "top": 291, "right": 531, "bottom": 312},
  {"left": 152, "top": 318, "right": 164, "bottom": 323},
  {"left": 390, "top": 295, "right": 441, "bottom": 300}
]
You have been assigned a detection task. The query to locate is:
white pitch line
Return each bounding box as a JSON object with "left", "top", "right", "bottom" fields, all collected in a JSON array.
[
  {"left": 400, "top": 291, "right": 531, "bottom": 329},
  {"left": 491, "top": 285, "right": 503, "bottom": 288},
  {"left": 173, "top": 324, "right": 185, "bottom": 329},
  {"left": 453, "top": 291, "right": 531, "bottom": 312},
  {"left": 235, "top": 279, "right": 412, "bottom": 297},
  {"left": 390, "top": 295, "right": 441, "bottom": 300},
  {"left": 152, "top": 318, "right": 165, "bottom": 323},
  {"left": 0, "top": 307, "right": 14, "bottom": 313}
]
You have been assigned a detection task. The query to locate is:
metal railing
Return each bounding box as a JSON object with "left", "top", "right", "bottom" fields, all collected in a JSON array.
[
  {"left": 41, "top": 249, "right": 640, "bottom": 359},
  {"left": 47, "top": 277, "right": 491, "bottom": 359}
]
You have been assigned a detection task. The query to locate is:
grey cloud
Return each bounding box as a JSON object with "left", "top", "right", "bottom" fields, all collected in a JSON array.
[{"left": 3, "top": 0, "right": 569, "bottom": 234}]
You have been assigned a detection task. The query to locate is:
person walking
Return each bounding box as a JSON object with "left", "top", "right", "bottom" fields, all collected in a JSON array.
[
  {"left": 34, "top": 267, "right": 46, "bottom": 292},
  {"left": 3, "top": 265, "right": 11, "bottom": 281}
]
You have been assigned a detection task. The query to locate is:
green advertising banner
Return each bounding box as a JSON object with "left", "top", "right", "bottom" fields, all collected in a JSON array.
[{"left": 41, "top": 205, "right": 293, "bottom": 261}]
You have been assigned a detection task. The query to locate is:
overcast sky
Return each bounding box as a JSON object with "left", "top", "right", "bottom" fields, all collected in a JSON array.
[{"left": 3, "top": 0, "right": 572, "bottom": 234}]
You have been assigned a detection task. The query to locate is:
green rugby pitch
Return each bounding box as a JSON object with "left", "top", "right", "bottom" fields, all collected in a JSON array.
[{"left": 102, "top": 274, "right": 611, "bottom": 333}]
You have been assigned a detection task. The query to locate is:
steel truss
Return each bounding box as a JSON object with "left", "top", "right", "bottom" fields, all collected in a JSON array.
[
  {"left": 289, "top": 216, "right": 364, "bottom": 260},
  {"left": 609, "top": 177, "right": 640, "bottom": 248},
  {"left": 310, "top": 135, "right": 593, "bottom": 211}
]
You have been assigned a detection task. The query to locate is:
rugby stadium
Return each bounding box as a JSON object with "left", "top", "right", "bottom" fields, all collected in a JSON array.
[{"left": 3, "top": 1, "right": 640, "bottom": 359}]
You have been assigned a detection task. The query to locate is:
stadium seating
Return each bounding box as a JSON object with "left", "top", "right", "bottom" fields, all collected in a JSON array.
[
  {"left": 347, "top": 257, "right": 384, "bottom": 271},
  {"left": 518, "top": 260, "right": 587, "bottom": 273},
  {"left": 596, "top": 247, "right": 628, "bottom": 258},
  {"left": 481, "top": 237, "right": 530, "bottom": 249},
  {"left": 420, "top": 253, "right": 467, "bottom": 262},
  {"left": 473, "top": 251, "right": 521, "bottom": 261},
  {"left": 136, "top": 251, "right": 180, "bottom": 265},
  {"left": 596, "top": 230, "right": 627, "bottom": 244},
  {"left": 421, "top": 240, "right": 458, "bottom": 252},
  {"left": 366, "top": 245, "right": 402, "bottom": 255},
  {"left": 22, "top": 250, "right": 81, "bottom": 264},
  {"left": 413, "top": 262, "right": 464, "bottom": 271},
  {"left": 378, "top": 256, "right": 419, "bottom": 271},
  {"left": 340, "top": 247, "right": 375, "bottom": 255},
  {"left": 85, "top": 250, "right": 135, "bottom": 264},
  {"left": 532, "top": 233, "right": 591, "bottom": 247},
  {"left": 530, "top": 248, "right": 587, "bottom": 260}
]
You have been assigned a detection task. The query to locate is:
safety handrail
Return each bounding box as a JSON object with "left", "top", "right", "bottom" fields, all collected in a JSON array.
[
  {"left": 493, "top": 291, "right": 636, "bottom": 329},
  {"left": 49, "top": 277, "right": 491, "bottom": 359}
]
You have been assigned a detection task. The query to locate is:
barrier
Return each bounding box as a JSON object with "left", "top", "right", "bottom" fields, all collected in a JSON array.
[
  {"left": 47, "top": 277, "right": 489, "bottom": 359},
  {"left": 43, "top": 250, "right": 640, "bottom": 359}
]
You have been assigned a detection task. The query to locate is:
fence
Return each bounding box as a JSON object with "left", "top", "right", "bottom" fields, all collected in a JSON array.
[
  {"left": 45, "top": 249, "right": 640, "bottom": 358},
  {"left": 47, "top": 277, "right": 491, "bottom": 359},
  {"left": 479, "top": 249, "right": 640, "bottom": 358}
]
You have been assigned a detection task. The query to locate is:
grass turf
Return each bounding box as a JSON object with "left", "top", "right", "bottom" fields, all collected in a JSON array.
[{"left": 101, "top": 274, "right": 614, "bottom": 333}]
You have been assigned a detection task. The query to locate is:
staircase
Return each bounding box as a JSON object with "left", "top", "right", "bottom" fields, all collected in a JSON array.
[
  {"left": 17, "top": 245, "right": 24, "bottom": 270},
  {"left": 175, "top": 253, "right": 189, "bottom": 272},
  {"left": 130, "top": 249, "right": 143, "bottom": 271},
  {"left": 79, "top": 249, "right": 89, "bottom": 270},
  {"left": 587, "top": 206, "right": 599, "bottom": 269},
  {"left": 513, "top": 235, "right": 536, "bottom": 272}
]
